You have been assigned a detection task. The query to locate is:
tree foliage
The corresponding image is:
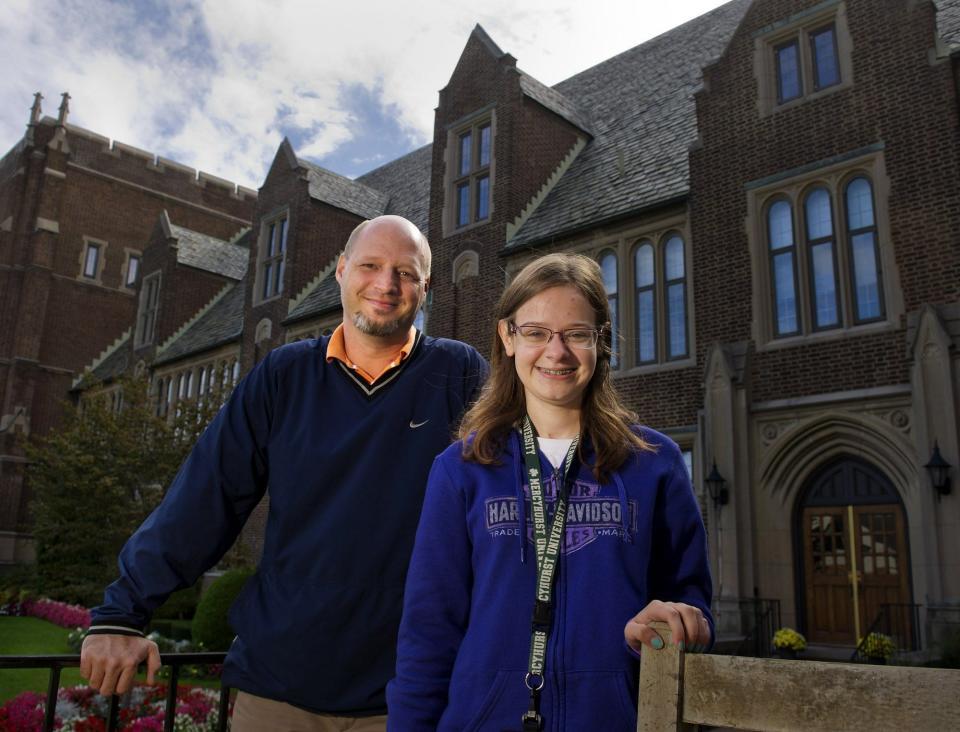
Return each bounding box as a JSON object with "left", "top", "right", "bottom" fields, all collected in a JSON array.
[{"left": 24, "top": 377, "right": 220, "bottom": 606}]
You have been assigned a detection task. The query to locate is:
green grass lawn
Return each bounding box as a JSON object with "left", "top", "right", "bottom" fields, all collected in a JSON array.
[
  {"left": 0, "top": 616, "right": 85, "bottom": 702},
  {"left": 0, "top": 617, "right": 221, "bottom": 704}
]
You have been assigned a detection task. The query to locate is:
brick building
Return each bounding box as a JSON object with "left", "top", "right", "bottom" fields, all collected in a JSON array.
[
  {"left": 6, "top": 0, "right": 960, "bottom": 652},
  {"left": 0, "top": 94, "right": 256, "bottom": 565}
]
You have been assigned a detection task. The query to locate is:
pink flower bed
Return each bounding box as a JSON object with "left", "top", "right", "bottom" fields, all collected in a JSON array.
[
  {"left": 0, "top": 684, "right": 225, "bottom": 731},
  {"left": 20, "top": 598, "right": 91, "bottom": 630}
]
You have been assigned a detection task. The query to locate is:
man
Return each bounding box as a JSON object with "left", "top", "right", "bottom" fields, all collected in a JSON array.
[{"left": 81, "top": 215, "right": 487, "bottom": 730}]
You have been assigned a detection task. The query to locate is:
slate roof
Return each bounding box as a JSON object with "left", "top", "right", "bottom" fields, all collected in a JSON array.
[
  {"left": 470, "top": 24, "right": 592, "bottom": 135},
  {"left": 171, "top": 225, "right": 249, "bottom": 280},
  {"left": 285, "top": 269, "right": 341, "bottom": 324},
  {"left": 518, "top": 72, "right": 593, "bottom": 135},
  {"left": 91, "top": 334, "right": 132, "bottom": 382},
  {"left": 154, "top": 282, "right": 246, "bottom": 366},
  {"left": 935, "top": 0, "right": 960, "bottom": 47},
  {"left": 300, "top": 158, "right": 389, "bottom": 219},
  {"left": 505, "top": 0, "right": 753, "bottom": 249},
  {"left": 356, "top": 144, "right": 433, "bottom": 233}
]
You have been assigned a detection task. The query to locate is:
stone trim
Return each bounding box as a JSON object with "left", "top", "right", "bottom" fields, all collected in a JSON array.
[
  {"left": 35, "top": 217, "right": 59, "bottom": 233},
  {"left": 752, "top": 384, "right": 911, "bottom": 412}
]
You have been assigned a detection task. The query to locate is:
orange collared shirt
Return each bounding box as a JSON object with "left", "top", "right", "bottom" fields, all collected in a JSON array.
[{"left": 326, "top": 324, "right": 416, "bottom": 384}]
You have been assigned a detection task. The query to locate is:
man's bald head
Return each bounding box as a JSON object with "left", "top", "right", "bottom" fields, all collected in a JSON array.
[{"left": 343, "top": 215, "right": 432, "bottom": 276}]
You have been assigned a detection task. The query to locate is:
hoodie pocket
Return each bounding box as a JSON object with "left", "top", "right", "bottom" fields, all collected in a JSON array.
[
  {"left": 563, "top": 670, "right": 638, "bottom": 730},
  {"left": 443, "top": 669, "right": 512, "bottom": 732}
]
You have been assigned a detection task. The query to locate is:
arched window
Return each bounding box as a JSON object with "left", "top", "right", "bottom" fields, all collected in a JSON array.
[
  {"left": 768, "top": 198, "right": 799, "bottom": 336},
  {"left": 599, "top": 250, "right": 619, "bottom": 368},
  {"left": 803, "top": 187, "right": 839, "bottom": 330},
  {"left": 664, "top": 234, "right": 688, "bottom": 359},
  {"left": 634, "top": 242, "right": 656, "bottom": 364},
  {"left": 759, "top": 171, "right": 889, "bottom": 341},
  {"left": 845, "top": 177, "right": 884, "bottom": 323}
]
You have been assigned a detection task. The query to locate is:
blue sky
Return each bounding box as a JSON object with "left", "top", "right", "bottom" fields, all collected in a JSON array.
[{"left": 1, "top": 0, "right": 728, "bottom": 189}]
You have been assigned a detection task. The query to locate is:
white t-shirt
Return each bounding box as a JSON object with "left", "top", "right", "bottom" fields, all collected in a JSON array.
[{"left": 537, "top": 436, "right": 575, "bottom": 469}]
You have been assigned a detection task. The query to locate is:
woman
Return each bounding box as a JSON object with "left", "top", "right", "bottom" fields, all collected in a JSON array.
[{"left": 387, "top": 253, "right": 713, "bottom": 731}]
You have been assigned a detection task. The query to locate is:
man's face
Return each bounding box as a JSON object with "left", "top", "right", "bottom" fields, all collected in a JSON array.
[{"left": 336, "top": 221, "right": 429, "bottom": 339}]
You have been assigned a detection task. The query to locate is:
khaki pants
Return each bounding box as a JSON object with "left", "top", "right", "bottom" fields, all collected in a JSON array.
[{"left": 231, "top": 691, "right": 387, "bottom": 732}]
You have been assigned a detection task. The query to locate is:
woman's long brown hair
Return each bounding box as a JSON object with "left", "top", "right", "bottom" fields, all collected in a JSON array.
[{"left": 459, "top": 253, "right": 652, "bottom": 481}]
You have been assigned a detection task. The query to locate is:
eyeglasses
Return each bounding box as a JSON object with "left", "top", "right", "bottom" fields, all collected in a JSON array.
[{"left": 508, "top": 322, "right": 601, "bottom": 349}]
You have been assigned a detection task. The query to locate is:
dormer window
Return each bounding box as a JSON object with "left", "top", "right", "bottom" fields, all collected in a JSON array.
[
  {"left": 757, "top": 5, "right": 852, "bottom": 115},
  {"left": 446, "top": 114, "right": 494, "bottom": 233},
  {"left": 256, "top": 212, "right": 289, "bottom": 303},
  {"left": 135, "top": 272, "right": 161, "bottom": 347}
]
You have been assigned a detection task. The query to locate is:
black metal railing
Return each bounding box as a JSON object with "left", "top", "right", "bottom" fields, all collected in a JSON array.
[
  {"left": 734, "top": 597, "right": 782, "bottom": 658},
  {"left": 851, "top": 603, "right": 922, "bottom": 662},
  {"left": 0, "top": 652, "right": 229, "bottom": 732}
]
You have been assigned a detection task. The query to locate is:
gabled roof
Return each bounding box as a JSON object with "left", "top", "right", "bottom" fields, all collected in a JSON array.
[
  {"left": 285, "top": 269, "right": 340, "bottom": 324},
  {"left": 153, "top": 282, "right": 246, "bottom": 366},
  {"left": 518, "top": 72, "right": 593, "bottom": 135},
  {"left": 935, "top": 0, "right": 960, "bottom": 47},
  {"left": 356, "top": 144, "right": 433, "bottom": 233},
  {"left": 300, "top": 157, "right": 389, "bottom": 219},
  {"left": 506, "top": 0, "right": 753, "bottom": 249},
  {"left": 468, "top": 24, "right": 592, "bottom": 135},
  {"left": 165, "top": 217, "right": 250, "bottom": 280},
  {"left": 90, "top": 333, "right": 132, "bottom": 383}
]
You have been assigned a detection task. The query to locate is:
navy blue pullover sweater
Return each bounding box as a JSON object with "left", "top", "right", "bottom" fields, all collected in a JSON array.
[{"left": 90, "top": 333, "right": 487, "bottom": 714}]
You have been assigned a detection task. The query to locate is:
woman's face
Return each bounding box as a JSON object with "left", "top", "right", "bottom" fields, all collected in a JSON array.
[{"left": 498, "top": 285, "right": 598, "bottom": 417}]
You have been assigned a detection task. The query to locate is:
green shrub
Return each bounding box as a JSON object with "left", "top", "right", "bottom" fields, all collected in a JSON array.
[{"left": 191, "top": 569, "right": 254, "bottom": 650}]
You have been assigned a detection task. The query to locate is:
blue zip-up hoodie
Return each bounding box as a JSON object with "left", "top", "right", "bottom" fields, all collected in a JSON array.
[
  {"left": 387, "top": 428, "right": 712, "bottom": 731},
  {"left": 90, "top": 333, "right": 487, "bottom": 715}
]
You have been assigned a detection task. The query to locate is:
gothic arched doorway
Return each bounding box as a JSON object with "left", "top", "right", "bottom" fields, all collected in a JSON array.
[{"left": 797, "top": 457, "right": 912, "bottom": 645}]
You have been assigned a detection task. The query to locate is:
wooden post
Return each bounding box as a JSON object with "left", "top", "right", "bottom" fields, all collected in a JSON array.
[{"left": 638, "top": 622, "right": 693, "bottom": 732}]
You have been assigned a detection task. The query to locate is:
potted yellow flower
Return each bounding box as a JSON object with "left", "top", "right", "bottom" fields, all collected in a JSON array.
[
  {"left": 859, "top": 632, "right": 895, "bottom": 664},
  {"left": 772, "top": 627, "right": 806, "bottom": 659}
]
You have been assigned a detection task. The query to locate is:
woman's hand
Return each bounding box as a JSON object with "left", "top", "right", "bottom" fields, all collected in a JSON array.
[{"left": 624, "top": 600, "right": 711, "bottom": 654}]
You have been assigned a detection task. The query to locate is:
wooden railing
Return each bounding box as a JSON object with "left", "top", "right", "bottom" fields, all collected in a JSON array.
[{"left": 638, "top": 622, "right": 960, "bottom": 731}]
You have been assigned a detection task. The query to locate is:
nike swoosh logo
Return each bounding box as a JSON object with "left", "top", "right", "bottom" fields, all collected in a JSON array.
[{"left": 409, "top": 419, "right": 429, "bottom": 429}]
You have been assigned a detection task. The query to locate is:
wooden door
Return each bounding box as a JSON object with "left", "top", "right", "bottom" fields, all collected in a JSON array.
[
  {"left": 800, "top": 459, "right": 911, "bottom": 645},
  {"left": 803, "top": 507, "right": 853, "bottom": 643},
  {"left": 855, "top": 504, "right": 911, "bottom": 647}
]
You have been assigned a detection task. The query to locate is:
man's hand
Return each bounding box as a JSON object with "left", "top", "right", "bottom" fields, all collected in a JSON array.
[
  {"left": 80, "top": 633, "right": 161, "bottom": 696},
  {"left": 624, "top": 600, "right": 712, "bottom": 654}
]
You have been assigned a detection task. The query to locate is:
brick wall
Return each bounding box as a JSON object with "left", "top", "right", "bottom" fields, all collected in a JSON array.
[
  {"left": 0, "top": 114, "right": 255, "bottom": 546},
  {"left": 429, "top": 30, "right": 585, "bottom": 354},
  {"left": 689, "top": 0, "right": 960, "bottom": 406}
]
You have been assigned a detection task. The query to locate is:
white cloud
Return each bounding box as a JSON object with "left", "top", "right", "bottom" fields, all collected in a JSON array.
[{"left": 0, "top": 0, "right": 728, "bottom": 189}]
